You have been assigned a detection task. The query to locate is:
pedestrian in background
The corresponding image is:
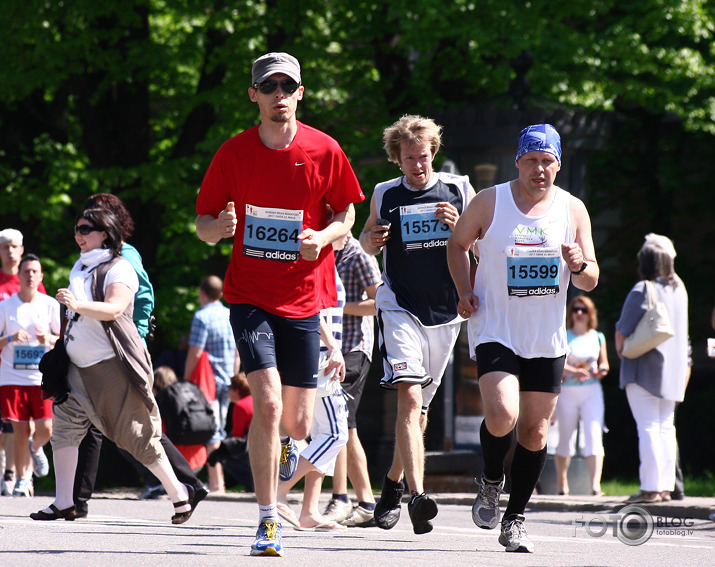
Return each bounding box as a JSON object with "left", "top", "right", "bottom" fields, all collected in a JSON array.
[
  {"left": 554, "top": 295, "right": 608, "bottom": 497},
  {"left": 615, "top": 233, "right": 689, "bottom": 504},
  {"left": 183, "top": 275, "right": 239, "bottom": 494},
  {"left": 322, "top": 231, "right": 381, "bottom": 527}
]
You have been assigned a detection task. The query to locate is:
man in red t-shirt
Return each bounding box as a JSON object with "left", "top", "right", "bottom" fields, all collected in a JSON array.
[{"left": 195, "top": 52, "right": 364, "bottom": 557}]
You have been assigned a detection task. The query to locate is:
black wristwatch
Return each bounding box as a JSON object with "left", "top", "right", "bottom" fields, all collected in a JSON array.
[{"left": 571, "top": 261, "right": 588, "bottom": 275}]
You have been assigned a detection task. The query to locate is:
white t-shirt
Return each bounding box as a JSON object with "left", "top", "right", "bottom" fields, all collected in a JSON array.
[
  {"left": 0, "top": 293, "right": 61, "bottom": 386},
  {"left": 65, "top": 258, "right": 139, "bottom": 368}
]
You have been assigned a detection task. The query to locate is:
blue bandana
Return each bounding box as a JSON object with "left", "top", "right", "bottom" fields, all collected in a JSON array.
[{"left": 515, "top": 124, "right": 562, "bottom": 164}]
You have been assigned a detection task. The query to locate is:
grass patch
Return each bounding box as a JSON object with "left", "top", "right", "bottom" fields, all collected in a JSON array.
[{"left": 602, "top": 472, "right": 715, "bottom": 497}]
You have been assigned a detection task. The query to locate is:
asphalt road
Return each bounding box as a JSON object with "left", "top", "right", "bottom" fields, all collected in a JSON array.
[{"left": 1, "top": 492, "right": 713, "bottom": 567}]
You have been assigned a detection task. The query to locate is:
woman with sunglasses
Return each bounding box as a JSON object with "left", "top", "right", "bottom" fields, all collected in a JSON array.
[
  {"left": 70, "top": 193, "right": 208, "bottom": 518},
  {"left": 554, "top": 295, "right": 609, "bottom": 496},
  {"left": 31, "top": 208, "right": 195, "bottom": 523}
]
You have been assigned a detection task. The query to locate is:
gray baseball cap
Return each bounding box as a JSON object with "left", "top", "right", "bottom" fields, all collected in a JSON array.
[{"left": 251, "top": 52, "right": 301, "bottom": 85}]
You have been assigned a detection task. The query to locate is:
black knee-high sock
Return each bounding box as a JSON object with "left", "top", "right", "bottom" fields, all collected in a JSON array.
[
  {"left": 480, "top": 420, "right": 514, "bottom": 482},
  {"left": 504, "top": 443, "right": 547, "bottom": 518}
]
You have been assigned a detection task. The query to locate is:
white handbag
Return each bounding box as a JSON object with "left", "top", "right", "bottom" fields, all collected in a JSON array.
[{"left": 622, "top": 280, "right": 675, "bottom": 359}]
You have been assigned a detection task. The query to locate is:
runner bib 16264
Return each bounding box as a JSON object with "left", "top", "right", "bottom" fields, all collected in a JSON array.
[{"left": 243, "top": 204, "right": 303, "bottom": 262}]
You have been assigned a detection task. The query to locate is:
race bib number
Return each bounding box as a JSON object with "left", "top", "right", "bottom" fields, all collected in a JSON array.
[
  {"left": 243, "top": 205, "right": 303, "bottom": 262},
  {"left": 13, "top": 345, "right": 46, "bottom": 370},
  {"left": 399, "top": 203, "right": 450, "bottom": 251},
  {"left": 506, "top": 246, "right": 561, "bottom": 297}
]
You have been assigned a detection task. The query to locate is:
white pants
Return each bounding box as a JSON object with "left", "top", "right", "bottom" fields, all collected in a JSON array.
[
  {"left": 625, "top": 383, "right": 676, "bottom": 492},
  {"left": 555, "top": 382, "right": 605, "bottom": 457},
  {"left": 301, "top": 389, "right": 348, "bottom": 476}
]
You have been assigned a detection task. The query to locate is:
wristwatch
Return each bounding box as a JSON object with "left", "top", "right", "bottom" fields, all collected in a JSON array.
[{"left": 571, "top": 261, "right": 588, "bottom": 275}]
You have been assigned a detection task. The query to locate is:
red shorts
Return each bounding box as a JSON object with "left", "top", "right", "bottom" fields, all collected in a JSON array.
[{"left": 0, "top": 385, "right": 53, "bottom": 422}]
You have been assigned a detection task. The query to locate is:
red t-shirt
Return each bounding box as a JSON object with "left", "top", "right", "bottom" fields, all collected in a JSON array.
[
  {"left": 0, "top": 271, "right": 47, "bottom": 301},
  {"left": 196, "top": 122, "right": 364, "bottom": 318},
  {"left": 231, "top": 395, "right": 254, "bottom": 439}
]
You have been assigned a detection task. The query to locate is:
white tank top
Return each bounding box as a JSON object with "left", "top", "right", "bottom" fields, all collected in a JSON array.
[{"left": 468, "top": 182, "right": 573, "bottom": 359}]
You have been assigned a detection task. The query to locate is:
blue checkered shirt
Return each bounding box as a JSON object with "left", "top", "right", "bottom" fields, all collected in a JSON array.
[{"left": 189, "top": 301, "right": 236, "bottom": 387}]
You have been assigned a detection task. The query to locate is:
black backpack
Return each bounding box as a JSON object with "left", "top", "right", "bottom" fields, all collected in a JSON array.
[{"left": 156, "top": 381, "right": 216, "bottom": 445}]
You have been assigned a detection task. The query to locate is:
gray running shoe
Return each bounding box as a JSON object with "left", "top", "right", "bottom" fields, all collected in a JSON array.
[
  {"left": 472, "top": 475, "right": 504, "bottom": 529},
  {"left": 498, "top": 514, "right": 534, "bottom": 553},
  {"left": 322, "top": 498, "right": 353, "bottom": 523},
  {"left": 341, "top": 505, "right": 376, "bottom": 527},
  {"left": 407, "top": 492, "right": 438, "bottom": 534}
]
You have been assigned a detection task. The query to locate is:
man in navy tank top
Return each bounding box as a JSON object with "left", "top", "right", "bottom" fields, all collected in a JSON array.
[{"left": 360, "top": 115, "right": 475, "bottom": 535}]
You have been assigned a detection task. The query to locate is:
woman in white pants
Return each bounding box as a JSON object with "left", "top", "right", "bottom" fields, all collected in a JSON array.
[
  {"left": 615, "top": 234, "right": 689, "bottom": 504},
  {"left": 554, "top": 295, "right": 609, "bottom": 496}
]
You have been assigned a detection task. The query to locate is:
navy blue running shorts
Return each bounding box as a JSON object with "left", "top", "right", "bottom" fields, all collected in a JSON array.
[
  {"left": 475, "top": 342, "right": 564, "bottom": 394},
  {"left": 230, "top": 304, "right": 320, "bottom": 389}
]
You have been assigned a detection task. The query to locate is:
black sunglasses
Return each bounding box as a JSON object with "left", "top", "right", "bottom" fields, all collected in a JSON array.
[
  {"left": 572, "top": 306, "right": 588, "bottom": 314},
  {"left": 253, "top": 79, "right": 300, "bottom": 95},
  {"left": 74, "top": 224, "right": 103, "bottom": 236}
]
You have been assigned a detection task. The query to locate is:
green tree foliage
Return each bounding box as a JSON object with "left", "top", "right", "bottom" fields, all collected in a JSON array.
[{"left": 1, "top": 0, "right": 714, "bottom": 352}]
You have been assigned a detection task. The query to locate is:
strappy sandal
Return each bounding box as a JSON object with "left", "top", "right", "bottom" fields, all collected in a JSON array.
[
  {"left": 171, "top": 484, "right": 195, "bottom": 525},
  {"left": 30, "top": 504, "right": 77, "bottom": 521}
]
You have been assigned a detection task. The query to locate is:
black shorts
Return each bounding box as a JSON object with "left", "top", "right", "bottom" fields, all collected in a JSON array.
[
  {"left": 342, "top": 351, "right": 371, "bottom": 429},
  {"left": 230, "top": 304, "right": 320, "bottom": 388},
  {"left": 475, "top": 342, "right": 564, "bottom": 394}
]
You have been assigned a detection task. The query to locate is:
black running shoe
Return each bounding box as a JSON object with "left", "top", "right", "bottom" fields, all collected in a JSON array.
[
  {"left": 374, "top": 473, "right": 404, "bottom": 530},
  {"left": 407, "top": 492, "right": 438, "bottom": 534}
]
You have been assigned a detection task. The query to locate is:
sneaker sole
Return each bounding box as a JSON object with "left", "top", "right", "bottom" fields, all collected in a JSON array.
[
  {"left": 344, "top": 516, "right": 376, "bottom": 528},
  {"left": 250, "top": 547, "right": 284, "bottom": 557},
  {"left": 498, "top": 533, "right": 534, "bottom": 552},
  {"left": 472, "top": 502, "right": 500, "bottom": 529}
]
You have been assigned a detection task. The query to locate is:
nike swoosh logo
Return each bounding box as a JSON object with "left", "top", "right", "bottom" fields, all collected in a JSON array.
[
  {"left": 389, "top": 206, "right": 400, "bottom": 213},
  {"left": 295, "top": 162, "right": 305, "bottom": 166}
]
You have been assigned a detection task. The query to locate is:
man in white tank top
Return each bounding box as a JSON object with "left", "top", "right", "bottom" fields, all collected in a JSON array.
[{"left": 447, "top": 124, "right": 599, "bottom": 553}]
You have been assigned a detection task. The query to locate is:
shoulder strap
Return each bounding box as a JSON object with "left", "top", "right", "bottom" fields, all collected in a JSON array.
[
  {"left": 92, "top": 256, "right": 123, "bottom": 302},
  {"left": 59, "top": 304, "right": 68, "bottom": 338},
  {"left": 644, "top": 280, "right": 657, "bottom": 308}
]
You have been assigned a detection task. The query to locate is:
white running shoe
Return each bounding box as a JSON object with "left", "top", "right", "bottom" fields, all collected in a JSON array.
[
  {"left": 499, "top": 514, "right": 534, "bottom": 553},
  {"left": 322, "top": 498, "right": 353, "bottom": 523},
  {"left": 30, "top": 441, "right": 50, "bottom": 478},
  {"left": 12, "top": 477, "right": 33, "bottom": 498}
]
